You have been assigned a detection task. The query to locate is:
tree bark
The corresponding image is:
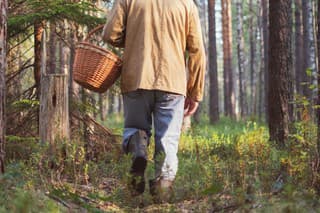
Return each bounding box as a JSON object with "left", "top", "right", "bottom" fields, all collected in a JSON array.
[
  {"left": 295, "top": 0, "right": 303, "bottom": 96},
  {"left": 99, "top": 94, "right": 105, "bottom": 121},
  {"left": 236, "top": 0, "right": 246, "bottom": 118},
  {"left": 0, "top": 0, "right": 8, "bottom": 174},
  {"left": 262, "top": 0, "right": 269, "bottom": 122},
  {"left": 208, "top": 0, "right": 219, "bottom": 123},
  {"left": 249, "top": 0, "right": 257, "bottom": 116},
  {"left": 258, "top": 0, "right": 265, "bottom": 120},
  {"left": 34, "top": 22, "right": 44, "bottom": 99},
  {"left": 48, "top": 22, "right": 57, "bottom": 74},
  {"left": 302, "top": 0, "right": 314, "bottom": 102},
  {"left": 221, "top": 0, "right": 235, "bottom": 118},
  {"left": 39, "top": 30, "right": 70, "bottom": 144},
  {"left": 268, "top": 0, "right": 292, "bottom": 146},
  {"left": 317, "top": 0, "right": 320, "bottom": 154}
]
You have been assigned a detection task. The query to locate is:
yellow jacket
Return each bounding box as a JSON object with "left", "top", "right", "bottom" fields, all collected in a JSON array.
[{"left": 102, "top": 0, "right": 206, "bottom": 101}]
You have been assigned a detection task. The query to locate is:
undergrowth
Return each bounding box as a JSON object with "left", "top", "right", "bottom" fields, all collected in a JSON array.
[{"left": 1, "top": 115, "right": 320, "bottom": 212}]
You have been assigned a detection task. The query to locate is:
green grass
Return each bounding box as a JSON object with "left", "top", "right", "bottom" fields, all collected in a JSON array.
[{"left": 1, "top": 114, "right": 320, "bottom": 212}]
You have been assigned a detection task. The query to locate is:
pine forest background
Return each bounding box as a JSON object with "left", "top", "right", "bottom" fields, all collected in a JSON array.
[{"left": 1, "top": 0, "right": 320, "bottom": 211}]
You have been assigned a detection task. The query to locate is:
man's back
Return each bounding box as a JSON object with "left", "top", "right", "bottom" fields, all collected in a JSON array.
[{"left": 103, "top": 0, "right": 205, "bottom": 101}]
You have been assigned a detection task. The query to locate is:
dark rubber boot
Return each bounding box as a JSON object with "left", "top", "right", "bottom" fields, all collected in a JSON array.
[{"left": 127, "top": 130, "right": 148, "bottom": 195}]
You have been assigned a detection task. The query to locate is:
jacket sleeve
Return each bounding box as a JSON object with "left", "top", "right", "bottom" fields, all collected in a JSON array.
[
  {"left": 102, "top": 0, "right": 127, "bottom": 48},
  {"left": 186, "top": 3, "right": 206, "bottom": 102}
]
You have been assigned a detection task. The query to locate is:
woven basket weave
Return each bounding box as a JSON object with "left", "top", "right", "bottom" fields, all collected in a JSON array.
[{"left": 73, "top": 25, "right": 122, "bottom": 93}]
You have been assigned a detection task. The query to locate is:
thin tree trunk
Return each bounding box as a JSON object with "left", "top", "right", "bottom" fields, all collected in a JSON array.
[
  {"left": 118, "top": 93, "right": 122, "bottom": 113},
  {"left": 302, "top": 0, "right": 313, "bottom": 102},
  {"left": 268, "top": 0, "right": 292, "bottom": 146},
  {"left": 262, "top": 0, "right": 269, "bottom": 122},
  {"left": 258, "top": 0, "right": 265, "bottom": 120},
  {"left": 99, "top": 94, "right": 105, "bottom": 121},
  {"left": 317, "top": 0, "right": 320, "bottom": 156},
  {"left": 34, "top": 22, "right": 44, "bottom": 98},
  {"left": 221, "top": 0, "right": 235, "bottom": 118},
  {"left": 108, "top": 91, "right": 115, "bottom": 114},
  {"left": 295, "top": 0, "right": 303, "bottom": 96},
  {"left": 0, "top": 0, "right": 8, "bottom": 174},
  {"left": 208, "top": 0, "right": 219, "bottom": 123},
  {"left": 236, "top": 0, "right": 246, "bottom": 118},
  {"left": 249, "top": 0, "right": 257, "bottom": 116}
]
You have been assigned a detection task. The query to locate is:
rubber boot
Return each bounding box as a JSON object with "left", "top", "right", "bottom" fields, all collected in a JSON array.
[
  {"left": 126, "top": 130, "right": 148, "bottom": 195},
  {"left": 149, "top": 178, "right": 174, "bottom": 203}
]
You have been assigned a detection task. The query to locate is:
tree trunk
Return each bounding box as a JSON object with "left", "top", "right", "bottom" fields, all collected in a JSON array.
[
  {"left": 258, "top": 0, "right": 265, "bottom": 120},
  {"left": 108, "top": 91, "right": 115, "bottom": 114},
  {"left": 99, "top": 94, "right": 105, "bottom": 121},
  {"left": 249, "top": 0, "right": 257, "bottom": 116},
  {"left": 262, "top": 0, "right": 269, "bottom": 122},
  {"left": 236, "top": 0, "right": 246, "bottom": 118},
  {"left": 268, "top": 0, "right": 292, "bottom": 146},
  {"left": 295, "top": 0, "right": 303, "bottom": 96},
  {"left": 34, "top": 22, "right": 44, "bottom": 99},
  {"left": 221, "top": 0, "right": 235, "bottom": 118},
  {"left": 48, "top": 22, "right": 57, "bottom": 74},
  {"left": 317, "top": 0, "right": 320, "bottom": 155},
  {"left": 39, "top": 30, "right": 70, "bottom": 144},
  {"left": 302, "top": 0, "right": 314, "bottom": 102},
  {"left": 208, "top": 0, "right": 219, "bottom": 123},
  {"left": 0, "top": 0, "right": 8, "bottom": 174}
]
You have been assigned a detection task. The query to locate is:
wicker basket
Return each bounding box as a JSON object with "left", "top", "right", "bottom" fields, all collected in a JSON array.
[{"left": 73, "top": 25, "right": 122, "bottom": 93}]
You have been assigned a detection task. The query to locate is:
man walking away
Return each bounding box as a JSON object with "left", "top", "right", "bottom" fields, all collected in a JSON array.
[{"left": 102, "top": 0, "right": 205, "bottom": 201}]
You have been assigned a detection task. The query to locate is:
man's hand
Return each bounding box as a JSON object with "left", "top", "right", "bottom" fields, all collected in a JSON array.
[{"left": 184, "top": 97, "right": 199, "bottom": 117}]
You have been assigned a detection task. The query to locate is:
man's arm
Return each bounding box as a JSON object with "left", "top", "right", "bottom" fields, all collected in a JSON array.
[
  {"left": 186, "top": 3, "right": 206, "bottom": 103},
  {"left": 102, "top": 0, "right": 127, "bottom": 48}
]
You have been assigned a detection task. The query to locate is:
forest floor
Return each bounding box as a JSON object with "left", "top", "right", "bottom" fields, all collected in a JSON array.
[{"left": 1, "top": 115, "right": 320, "bottom": 212}]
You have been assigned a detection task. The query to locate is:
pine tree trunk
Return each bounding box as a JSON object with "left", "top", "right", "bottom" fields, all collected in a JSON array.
[
  {"left": 108, "top": 91, "right": 115, "bottom": 114},
  {"left": 208, "top": 0, "right": 219, "bottom": 123},
  {"left": 268, "top": 0, "right": 292, "bottom": 146},
  {"left": 258, "top": 0, "right": 265, "bottom": 120},
  {"left": 221, "top": 0, "right": 235, "bottom": 118},
  {"left": 99, "top": 94, "right": 105, "bottom": 121},
  {"left": 236, "top": 0, "right": 246, "bottom": 118},
  {"left": 39, "top": 30, "right": 70, "bottom": 144},
  {"left": 302, "top": 0, "right": 314, "bottom": 102},
  {"left": 295, "top": 0, "right": 303, "bottom": 96},
  {"left": 262, "top": 0, "right": 269, "bottom": 122},
  {"left": 34, "top": 22, "right": 44, "bottom": 98},
  {"left": 48, "top": 22, "right": 57, "bottom": 74},
  {"left": 249, "top": 0, "right": 257, "bottom": 116},
  {"left": 317, "top": 0, "right": 320, "bottom": 154},
  {"left": 0, "top": 0, "right": 8, "bottom": 174}
]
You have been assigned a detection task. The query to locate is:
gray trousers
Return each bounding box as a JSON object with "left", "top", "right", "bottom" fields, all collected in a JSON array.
[{"left": 122, "top": 89, "right": 185, "bottom": 181}]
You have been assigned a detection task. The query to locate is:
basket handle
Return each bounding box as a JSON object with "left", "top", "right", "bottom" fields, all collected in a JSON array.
[{"left": 84, "top": 25, "right": 105, "bottom": 42}]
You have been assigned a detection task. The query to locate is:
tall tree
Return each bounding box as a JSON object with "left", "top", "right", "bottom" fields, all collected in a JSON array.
[
  {"left": 34, "top": 22, "right": 44, "bottom": 98},
  {"left": 268, "top": 0, "right": 292, "bottom": 146},
  {"left": 262, "top": 0, "right": 269, "bottom": 121},
  {"left": 0, "top": 0, "right": 7, "bottom": 173},
  {"left": 221, "top": 0, "right": 235, "bottom": 118},
  {"left": 236, "top": 0, "right": 246, "bottom": 118},
  {"left": 258, "top": 0, "right": 264, "bottom": 119},
  {"left": 302, "top": 0, "right": 314, "bottom": 102},
  {"left": 208, "top": 0, "right": 219, "bottom": 123},
  {"left": 295, "top": 0, "right": 303, "bottom": 96},
  {"left": 317, "top": 0, "right": 320, "bottom": 152},
  {"left": 249, "top": 0, "right": 257, "bottom": 115}
]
